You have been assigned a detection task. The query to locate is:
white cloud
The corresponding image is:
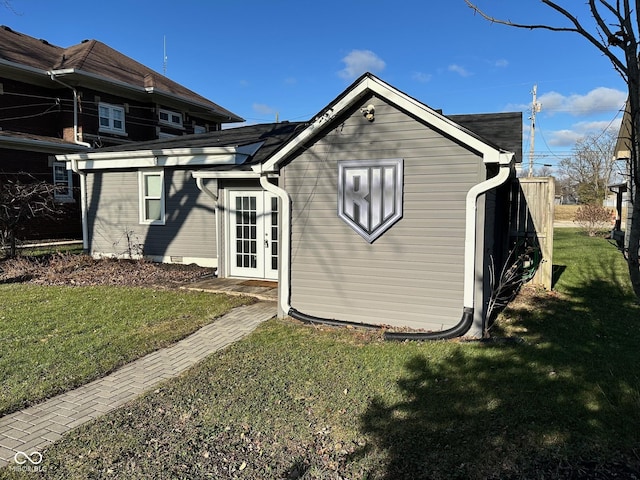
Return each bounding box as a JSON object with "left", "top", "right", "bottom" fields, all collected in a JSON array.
[
  {"left": 572, "top": 119, "right": 623, "bottom": 132},
  {"left": 338, "top": 50, "right": 386, "bottom": 80},
  {"left": 546, "top": 118, "right": 623, "bottom": 147},
  {"left": 546, "top": 129, "right": 585, "bottom": 147},
  {"left": 538, "top": 87, "right": 626, "bottom": 116},
  {"left": 494, "top": 59, "right": 508, "bottom": 67},
  {"left": 412, "top": 71, "right": 432, "bottom": 83},
  {"left": 253, "top": 103, "right": 277, "bottom": 115},
  {"left": 448, "top": 64, "right": 472, "bottom": 77},
  {"left": 284, "top": 77, "right": 297, "bottom": 85}
]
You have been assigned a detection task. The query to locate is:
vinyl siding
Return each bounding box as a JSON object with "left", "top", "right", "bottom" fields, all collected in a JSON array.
[
  {"left": 283, "top": 96, "right": 485, "bottom": 331},
  {"left": 86, "top": 168, "right": 216, "bottom": 263}
]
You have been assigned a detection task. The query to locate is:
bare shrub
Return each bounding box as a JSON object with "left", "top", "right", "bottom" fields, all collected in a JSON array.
[
  {"left": 487, "top": 241, "right": 540, "bottom": 334},
  {"left": 574, "top": 204, "right": 613, "bottom": 236}
]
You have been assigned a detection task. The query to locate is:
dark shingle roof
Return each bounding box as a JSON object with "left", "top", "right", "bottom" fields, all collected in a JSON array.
[
  {"left": 448, "top": 112, "right": 523, "bottom": 163},
  {"left": 94, "top": 122, "right": 307, "bottom": 164},
  {"left": 0, "top": 25, "right": 242, "bottom": 122}
]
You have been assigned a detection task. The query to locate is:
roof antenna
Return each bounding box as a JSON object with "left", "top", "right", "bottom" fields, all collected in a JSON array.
[{"left": 163, "top": 35, "right": 167, "bottom": 76}]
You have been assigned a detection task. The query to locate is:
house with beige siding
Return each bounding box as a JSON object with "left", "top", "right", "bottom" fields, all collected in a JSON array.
[{"left": 57, "top": 73, "right": 522, "bottom": 339}]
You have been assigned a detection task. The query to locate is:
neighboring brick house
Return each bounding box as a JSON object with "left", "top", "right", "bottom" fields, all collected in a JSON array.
[{"left": 0, "top": 25, "right": 243, "bottom": 240}]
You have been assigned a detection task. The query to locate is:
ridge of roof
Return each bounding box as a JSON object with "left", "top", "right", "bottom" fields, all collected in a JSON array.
[{"left": 60, "top": 39, "right": 97, "bottom": 71}]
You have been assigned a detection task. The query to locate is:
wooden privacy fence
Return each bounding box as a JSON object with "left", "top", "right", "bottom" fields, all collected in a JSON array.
[{"left": 508, "top": 177, "right": 555, "bottom": 290}]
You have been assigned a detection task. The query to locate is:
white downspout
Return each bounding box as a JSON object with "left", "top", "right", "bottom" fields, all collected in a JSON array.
[
  {"left": 195, "top": 178, "right": 221, "bottom": 275},
  {"left": 49, "top": 71, "right": 92, "bottom": 251},
  {"left": 463, "top": 153, "right": 514, "bottom": 313},
  {"left": 69, "top": 159, "right": 89, "bottom": 250},
  {"left": 259, "top": 175, "right": 292, "bottom": 317}
]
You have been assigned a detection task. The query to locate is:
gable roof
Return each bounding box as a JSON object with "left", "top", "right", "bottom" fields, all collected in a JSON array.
[
  {"left": 258, "top": 73, "right": 516, "bottom": 173},
  {"left": 0, "top": 25, "right": 243, "bottom": 123}
]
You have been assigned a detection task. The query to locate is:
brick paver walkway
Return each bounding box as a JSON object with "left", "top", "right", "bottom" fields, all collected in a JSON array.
[{"left": 0, "top": 301, "right": 276, "bottom": 466}]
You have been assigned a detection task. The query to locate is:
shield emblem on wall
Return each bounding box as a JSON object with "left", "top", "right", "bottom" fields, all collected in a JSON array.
[{"left": 337, "top": 159, "right": 404, "bottom": 243}]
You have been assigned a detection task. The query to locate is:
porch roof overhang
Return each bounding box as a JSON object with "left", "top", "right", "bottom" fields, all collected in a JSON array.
[
  {"left": 615, "top": 101, "right": 632, "bottom": 160},
  {"left": 56, "top": 141, "right": 264, "bottom": 171},
  {"left": 0, "top": 131, "right": 90, "bottom": 154},
  {"left": 191, "top": 170, "right": 264, "bottom": 179}
]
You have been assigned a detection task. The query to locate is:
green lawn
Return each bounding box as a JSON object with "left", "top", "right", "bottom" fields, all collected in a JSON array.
[
  {"left": 2, "top": 229, "right": 639, "bottom": 479},
  {"left": 0, "top": 286, "right": 252, "bottom": 417}
]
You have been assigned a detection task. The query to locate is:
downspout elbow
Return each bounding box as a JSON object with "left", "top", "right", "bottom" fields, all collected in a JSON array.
[
  {"left": 196, "top": 177, "right": 218, "bottom": 202},
  {"left": 386, "top": 154, "right": 513, "bottom": 341},
  {"left": 48, "top": 71, "right": 91, "bottom": 148}
]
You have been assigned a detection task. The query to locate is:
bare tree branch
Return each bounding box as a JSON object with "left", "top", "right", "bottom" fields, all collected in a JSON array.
[
  {"left": 465, "top": 0, "right": 640, "bottom": 300},
  {"left": 0, "top": 174, "right": 65, "bottom": 257},
  {"left": 464, "top": 0, "right": 628, "bottom": 76}
]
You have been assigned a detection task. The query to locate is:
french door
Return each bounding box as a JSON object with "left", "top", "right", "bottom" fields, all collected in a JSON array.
[{"left": 228, "top": 191, "right": 279, "bottom": 280}]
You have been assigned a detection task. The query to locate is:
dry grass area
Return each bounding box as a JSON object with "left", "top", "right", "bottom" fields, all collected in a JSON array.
[
  {"left": 554, "top": 205, "right": 579, "bottom": 221},
  {"left": 555, "top": 204, "right": 627, "bottom": 223},
  {"left": 0, "top": 253, "right": 215, "bottom": 288}
]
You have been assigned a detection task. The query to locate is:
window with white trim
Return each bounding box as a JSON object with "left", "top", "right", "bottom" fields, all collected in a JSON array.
[
  {"left": 99, "top": 102, "right": 126, "bottom": 134},
  {"left": 139, "top": 169, "right": 165, "bottom": 224},
  {"left": 158, "top": 108, "right": 183, "bottom": 128},
  {"left": 52, "top": 161, "right": 73, "bottom": 202},
  {"left": 193, "top": 125, "right": 206, "bottom": 134}
]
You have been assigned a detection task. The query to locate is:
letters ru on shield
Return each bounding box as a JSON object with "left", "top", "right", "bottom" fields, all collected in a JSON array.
[{"left": 337, "top": 159, "right": 403, "bottom": 243}]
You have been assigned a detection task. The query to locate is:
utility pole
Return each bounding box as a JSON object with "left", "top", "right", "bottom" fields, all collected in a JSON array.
[{"left": 528, "top": 84, "right": 542, "bottom": 177}]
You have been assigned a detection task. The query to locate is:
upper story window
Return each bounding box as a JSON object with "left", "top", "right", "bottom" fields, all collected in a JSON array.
[
  {"left": 99, "top": 102, "right": 126, "bottom": 134},
  {"left": 158, "top": 108, "right": 183, "bottom": 128},
  {"left": 193, "top": 125, "right": 207, "bottom": 134},
  {"left": 52, "top": 161, "right": 73, "bottom": 202}
]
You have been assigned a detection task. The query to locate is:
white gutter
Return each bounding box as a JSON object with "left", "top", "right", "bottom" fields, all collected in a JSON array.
[
  {"left": 259, "top": 175, "right": 292, "bottom": 316},
  {"left": 192, "top": 170, "right": 261, "bottom": 179},
  {"left": 463, "top": 152, "right": 514, "bottom": 311}
]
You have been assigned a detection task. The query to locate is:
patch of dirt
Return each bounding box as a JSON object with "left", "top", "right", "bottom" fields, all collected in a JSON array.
[{"left": 0, "top": 253, "right": 215, "bottom": 288}]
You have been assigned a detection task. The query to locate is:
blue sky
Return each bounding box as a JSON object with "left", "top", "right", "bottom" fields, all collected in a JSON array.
[{"left": 2, "top": 1, "right": 628, "bottom": 172}]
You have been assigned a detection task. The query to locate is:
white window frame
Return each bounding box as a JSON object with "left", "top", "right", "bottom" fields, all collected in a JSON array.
[
  {"left": 158, "top": 108, "right": 183, "bottom": 128},
  {"left": 52, "top": 161, "right": 74, "bottom": 202},
  {"left": 99, "top": 102, "right": 126, "bottom": 134},
  {"left": 138, "top": 169, "right": 166, "bottom": 225}
]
